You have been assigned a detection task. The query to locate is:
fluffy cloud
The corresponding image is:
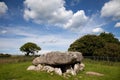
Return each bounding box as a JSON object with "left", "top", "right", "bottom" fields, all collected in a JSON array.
[
  {"left": 75, "top": 14, "right": 106, "bottom": 34},
  {"left": 24, "top": 0, "right": 88, "bottom": 29},
  {"left": 64, "top": 10, "right": 88, "bottom": 29},
  {"left": 0, "top": 2, "right": 8, "bottom": 15},
  {"left": 92, "top": 27, "right": 104, "bottom": 33},
  {"left": 115, "top": 22, "right": 120, "bottom": 27},
  {"left": 101, "top": 0, "right": 120, "bottom": 20}
]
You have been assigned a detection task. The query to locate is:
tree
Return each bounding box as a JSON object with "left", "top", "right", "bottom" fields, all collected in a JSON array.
[
  {"left": 68, "top": 35, "right": 105, "bottom": 56},
  {"left": 68, "top": 32, "right": 120, "bottom": 57},
  {"left": 20, "top": 42, "right": 41, "bottom": 56},
  {"left": 93, "top": 43, "right": 120, "bottom": 57},
  {"left": 99, "top": 32, "right": 119, "bottom": 44}
]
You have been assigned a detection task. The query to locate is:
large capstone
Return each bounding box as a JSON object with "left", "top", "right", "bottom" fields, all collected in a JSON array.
[
  {"left": 27, "top": 51, "right": 85, "bottom": 76},
  {"left": 32, "top": 51, "right": 83, "bottom": 66}
]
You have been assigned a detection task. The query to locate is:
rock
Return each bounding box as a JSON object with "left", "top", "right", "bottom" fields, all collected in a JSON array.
[
  {"left": 42, "top": 66, "right": 54, "bottom": 72},
  {"left": 66, "top": 67, "right": 72, "bottom": 73},
  {"left": 79, "top": 63, "right": 85, "bottom": 71},
  {"left": 35, "top": 64, "right": 43, "bottom": 70},
  {"left": 46, "top": 66, "right": 54, "bottom": 73},
  {"left": 45, "top": 66, "right": 54, "bottom": 73},
  {"left": 86, "top": 71, "right": 104, "bottom": 76},
  {"left": 27, "top": 51, "right": 84, "bottom": 76},
  {"left": 71, "top": 70, "right": 76, "bottom": 76},
  {"left": 67, "top": 52, "right": 83, "bottom": 62},
  {"left": 32, "top": 51, "right": 83, "bottom": 66},
  {"left": 66, "top": 67, "right": 76, "bottom": 75},
  {"left": 27, "top": 65, "right": 36, "bottom": 70},
  {"left": 54, "top": 68, "right": 62, "bottom": 75},
  {"left": 74, "top": 63, "right": 80, "bottom": 73}
]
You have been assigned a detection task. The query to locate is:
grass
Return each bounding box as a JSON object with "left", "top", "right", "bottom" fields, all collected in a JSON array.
[
  {"left": 0, "top": 56, "right": 35, "bottom": 64},
  {"left": 0, "top": 58, "right": 120, "bottom": 80}
]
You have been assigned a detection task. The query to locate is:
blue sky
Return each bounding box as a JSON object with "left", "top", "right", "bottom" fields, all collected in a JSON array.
[{"left": 0, "top": 0, "right": 120, "bottom": 55}]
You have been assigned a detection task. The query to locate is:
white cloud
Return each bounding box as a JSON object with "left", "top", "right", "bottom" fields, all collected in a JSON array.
[
  {"left": 0, "top": 35, "right": 75, "bottom": 54},
  {"left": 74, "top": 14, "right": 106, "bottom": 34},
  {"left": 0, "top": 30, "right": 7, "bottom": 34},
  {"left": 101, "top": 0, "right": 120, "bottom": 20},
  {"left": 24, "top": 0, "right": 88, "bottom": 29},
  {"left": 0, "top": 26, "right": 38, "bottom": 37},
  {"left": 92, "top": 27, "right": 104, "bottom": 33},
  {"left": 64, "top": 10, "right": 88, "bottom": 29},
  {"left": 115, "top": 22, "right": 120, "bottom": 27},
  {"left": 0, "top": 26, "right": 76, "bottom": 54},
  {"left": 0, "top": 2, "right": 8, "bottom": 15}
]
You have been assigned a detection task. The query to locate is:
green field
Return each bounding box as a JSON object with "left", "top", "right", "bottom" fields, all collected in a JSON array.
[{"left": 0, "top": 58, "right": 120, "bottom": 80}]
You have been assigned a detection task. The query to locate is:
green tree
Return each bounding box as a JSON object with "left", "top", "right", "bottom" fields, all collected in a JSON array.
[
  {"left": 68, "top": 32, "right": 120, "bottom": 57},
  {"left": 99, "top": 32, "right": 119, "bottom": 44},
  {"left": 20, "top": 42, "right": 41, "bottom": 56},
  {"left": 94, "top": 43, "right": 120, "bottom": 57},
  {"left": 68, "top": 35, "right": 105, "bottom": 56}
]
